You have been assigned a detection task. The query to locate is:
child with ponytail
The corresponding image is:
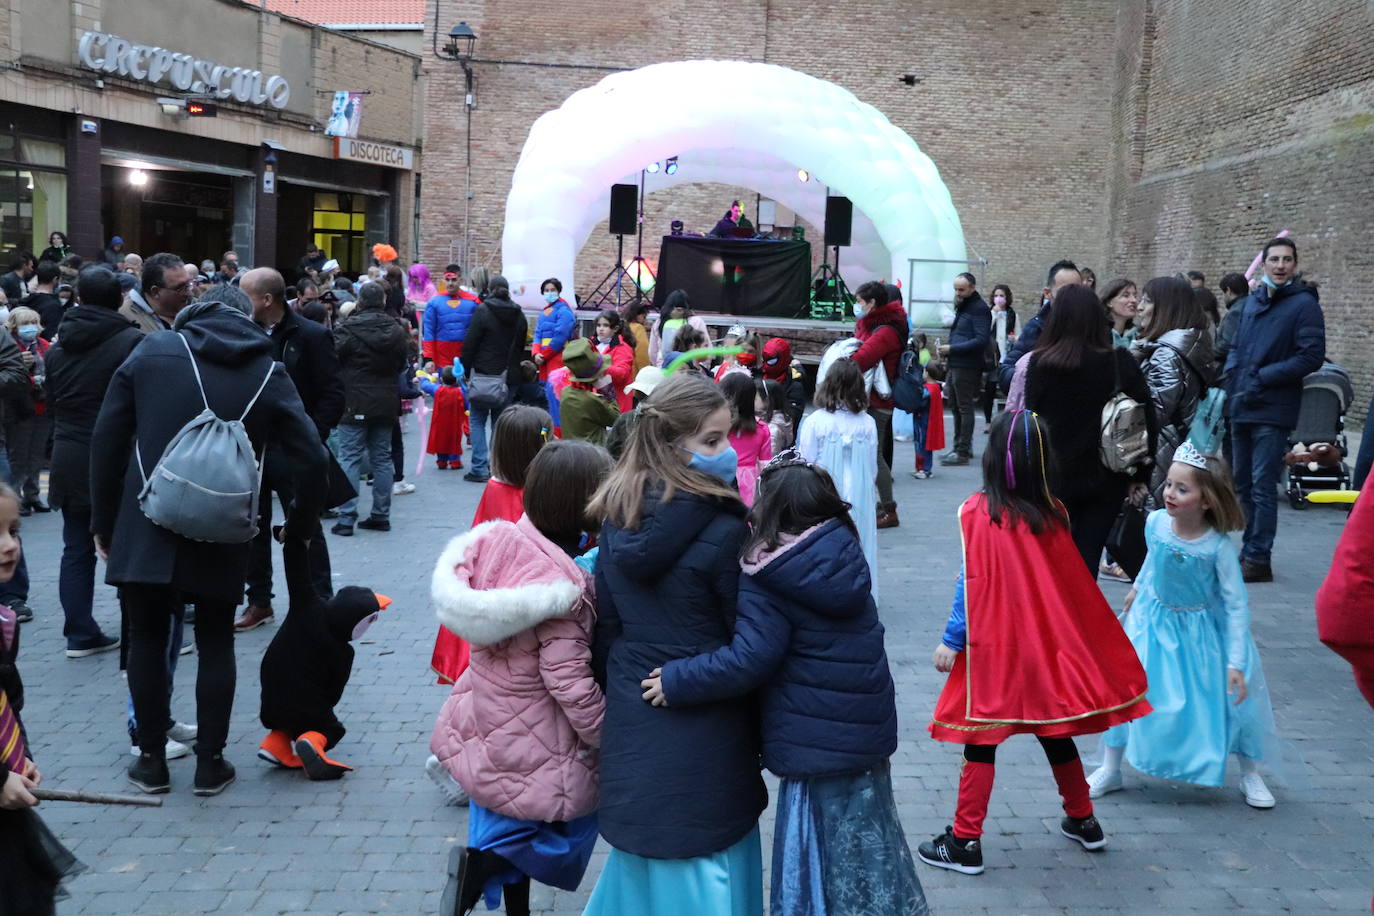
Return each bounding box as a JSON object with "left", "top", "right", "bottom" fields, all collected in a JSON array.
[{"left": 920, "top": 410, "right": 1152, "bottom": 875}]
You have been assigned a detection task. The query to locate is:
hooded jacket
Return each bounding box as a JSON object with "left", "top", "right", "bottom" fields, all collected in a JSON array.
[
  {"left": 89, "top": 306, "right": 328, "bottom": 601},
  {"left": 660, "top": 519, "right": 896, "bottom": 778},
  {"left": 1134, "top": 326, "right": 1215, "bottom": 496},
  {"left": 1222, "top": 280, "right": 1326, "bottom": 428},
  {"left": 463, "top": 290, "right": 529, "bottom": 380},
  {"left": 429, "top": 516, "right": 603, "bottom": 823},
  {"left": 945, "top": 291, "right": 992, "bottom": 370},
  {"left": 43, "top": 306, "right": 144, "bottom": 510},
  {"left": 761, "top": 337, "right": 806, "bottom": 430},
  {"left": 592, "top": 489, "right": 767, "bottom": 859},
  {"left": 852, "top": 299, "right": 908, "bottom": 409},
  {"left": 335, "top": 309, "right": 409, "bottom": 424}
]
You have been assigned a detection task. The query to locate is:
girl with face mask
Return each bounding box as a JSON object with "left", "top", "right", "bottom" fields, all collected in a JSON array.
[
  {"left": 531, "top": 278, "right": 575, "bottom": 382},
  {"left": 5, "top": 308, "right": 50, "bottom": 514},
  {"left": 593, "top": 310, "right": 638, "bottom": 412}
]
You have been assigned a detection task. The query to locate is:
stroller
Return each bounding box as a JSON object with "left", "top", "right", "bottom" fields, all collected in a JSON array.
[{"left": 1286, "top": 361, "right": 1355, "bottom": 508}]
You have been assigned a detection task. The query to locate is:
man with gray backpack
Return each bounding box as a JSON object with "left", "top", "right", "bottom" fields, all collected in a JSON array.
[{"left": 90, "top": 294, "right": 328, "bottom": 797}]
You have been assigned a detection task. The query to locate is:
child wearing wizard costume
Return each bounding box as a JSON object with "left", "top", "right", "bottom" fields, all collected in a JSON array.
[
  {"left": 920, "top": 410, "right": 1151, "bottom": 876},
  {"left": 1088, "top": 440, "right": 1283, "bottom": 809}
]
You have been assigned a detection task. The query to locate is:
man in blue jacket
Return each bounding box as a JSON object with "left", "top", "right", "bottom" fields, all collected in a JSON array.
[
  {"left": 997, "top": 259, "right": 1081, "bottom": 392},
  {"left": 938, "top": 272, "right": 991, "bottom": 464},
  {"left": 1222, "top": 237, "right": 1325, "bottom": 583}
]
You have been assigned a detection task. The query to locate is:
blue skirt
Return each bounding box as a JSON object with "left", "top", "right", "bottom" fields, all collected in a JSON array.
[
  {"left": 468, "top": 803, "right": 598, "bottom": 909},
  {"left": 772, "top": 761, "right": 928, "bottom": 916},
  {"left": 582, "top": 826, "right": 763, "bottom": 916}
]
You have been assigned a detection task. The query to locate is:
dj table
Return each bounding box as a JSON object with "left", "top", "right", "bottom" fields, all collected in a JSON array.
[{"left": 650, "top": 236, "right": 813, "bottom": 319}]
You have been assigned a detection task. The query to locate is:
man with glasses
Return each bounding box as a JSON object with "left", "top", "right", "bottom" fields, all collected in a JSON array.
[{"left": 121, "top": 253, "right": 191, "bottom": 334}]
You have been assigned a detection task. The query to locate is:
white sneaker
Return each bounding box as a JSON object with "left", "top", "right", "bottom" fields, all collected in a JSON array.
[
  {"left": 1087, "top": 766, "right": 1123, "bottom": 798},
  {"left": 392, "top": 482, "right": 416, "bottom": 496},
  {"left": 129, "top": 737, "right": 190, "bottom": 759},
  {"left": 167, "top": 721, "right": 198, "bottom": 742},
  {"left": 425, "top": 754, "right": 470, "bottom": 806},
  {"left": 1240, "top": 771, "right": 1275, "bottom": 808}
]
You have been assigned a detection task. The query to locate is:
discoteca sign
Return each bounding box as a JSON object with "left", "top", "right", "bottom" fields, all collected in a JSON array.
[{"left": 78, "top": 30, "right": 291, "bottom": 110}]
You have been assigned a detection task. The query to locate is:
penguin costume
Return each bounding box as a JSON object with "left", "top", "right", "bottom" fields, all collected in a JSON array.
[{"left": 258, "top": 539, "right": 390, "bottom": 780}]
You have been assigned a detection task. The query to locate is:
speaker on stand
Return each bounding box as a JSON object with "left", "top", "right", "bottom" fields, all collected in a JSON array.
[
  {"left": 810, "top": 196, "right": 854, "bottom": 319},
  {"left": 587, "top": 183, "right": 648, "bottom": 309}
]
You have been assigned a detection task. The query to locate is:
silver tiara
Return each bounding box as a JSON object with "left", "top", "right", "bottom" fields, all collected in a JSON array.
[{"left": 1173, "top": 440, "right": 1209, "bottom": 470}]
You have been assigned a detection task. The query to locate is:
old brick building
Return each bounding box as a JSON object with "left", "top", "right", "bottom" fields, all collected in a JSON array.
[{"left": 420, "top": 0, "right": 1374, "bottom": 407}]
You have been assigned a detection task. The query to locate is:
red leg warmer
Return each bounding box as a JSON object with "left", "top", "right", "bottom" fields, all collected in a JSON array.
[
  {"left": 1051, "top": 758, "right": 1094, "bottom": 819},
  {"left": 953, "top": 760, "right": 996, "bottom": 840}
]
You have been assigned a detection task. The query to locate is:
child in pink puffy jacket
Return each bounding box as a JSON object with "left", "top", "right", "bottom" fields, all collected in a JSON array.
[{"left": 430, "top": 440, "right": 612, "bottom": 916}]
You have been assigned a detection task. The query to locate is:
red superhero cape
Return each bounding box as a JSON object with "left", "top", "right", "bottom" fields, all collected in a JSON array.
[
  {"left": 1316, "top": 490, "right": 1374, "bottom": 707},
  {"left": 930, "top": 493, "right": 1151, "bottom": 744},
  {"left": 429, "top": 479, "right": 526, "bottom": 684},
  {"left": 425, "top": 385, "right": 469, "bottom": 456},
  {"left": 924, "top": 382, "right": 946, "bottom": 452}
]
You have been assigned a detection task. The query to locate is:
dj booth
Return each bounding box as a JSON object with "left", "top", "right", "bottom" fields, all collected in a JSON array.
[{"left": 650, "top": 235, "right": 813, "bottom": 319}]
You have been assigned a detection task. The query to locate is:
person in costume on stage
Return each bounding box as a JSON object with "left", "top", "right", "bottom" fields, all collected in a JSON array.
[
  {"left": 798, "top": 358, "right": 878, "bottom": 600},
  {"left": 640, "top": 459, "right": 928, "bottom": 916},
  {"left": 420, "top": 365, "right": 470, "bottom": 470},
  {"left": 584, "top": 373, "right": 766, "bottom": 916},
  {"left": 1088, "top": 441, "right": 1282, "bottom": 809},
  {"left": 428, "top": 405, "right": 552, "bottom": 691},
  {"left": 911, "top": 361, "right": 946, "bottom": 478},
  {"left": 431, "top": 440, "right": 611, "bottom": 916},
  {"left": 531, "top": 278, "right": 575, "bottom": 382},
  {"left": 257, "top": 540, "right": 390, "bottom": 780},
  {"left": 0, "top": 483, "right": 87, "bottom": 912},
  {"left": 920, "top": 409, "right": 1151, "bottom": 876}
]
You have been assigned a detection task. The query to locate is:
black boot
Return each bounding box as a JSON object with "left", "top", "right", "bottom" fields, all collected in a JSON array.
[
  {"left": 503, "top": 877, "right": 531, "bottom": 916},
  {"left": 128, "top": 751, "right": 170, "bottom": 794},
  {"left": 193, "top": 751, "right": 236, "bottom": 797}
]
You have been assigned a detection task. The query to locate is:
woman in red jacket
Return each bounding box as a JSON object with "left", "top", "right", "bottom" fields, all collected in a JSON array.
[
  {"left": 593, "top": 310, "right": 637, "bottom": 413},
  {"left": 850, "top": 281, "right": 908, "bottom": 529}
]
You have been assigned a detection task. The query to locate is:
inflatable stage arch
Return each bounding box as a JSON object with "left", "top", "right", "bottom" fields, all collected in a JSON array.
[{"left": 500, "top": 59, "right": 967, "bottom": 326}]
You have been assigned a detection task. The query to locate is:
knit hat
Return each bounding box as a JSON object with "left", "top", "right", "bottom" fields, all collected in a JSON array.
[{"left": 563, "top": 337, "right": 607, "bottom": 383}]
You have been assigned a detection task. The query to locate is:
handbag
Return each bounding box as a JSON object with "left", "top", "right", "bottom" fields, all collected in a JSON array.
[
  {"left": 1105, "top": 501, "right": 1148, "bottom": 580},
  {"left": 467, "top": 316, "right": 524, "bottom": 410}
]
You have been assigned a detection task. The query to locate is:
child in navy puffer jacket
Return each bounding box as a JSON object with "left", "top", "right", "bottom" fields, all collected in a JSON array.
[{"left": 641, "top": 459, "right": 928, "bottom": 916}]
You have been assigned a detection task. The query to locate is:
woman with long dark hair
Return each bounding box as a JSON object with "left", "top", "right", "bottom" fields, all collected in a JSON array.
[{"left": 1022, "top": 284, "right": 1158, "bottom": 575}]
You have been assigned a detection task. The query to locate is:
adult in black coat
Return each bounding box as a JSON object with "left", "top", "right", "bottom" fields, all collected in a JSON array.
[
  {"left": 938, "top": 275, "right": 991, "bottom": 463},
  {"left": 460, "top": 276, "right": 529, "bottom": 482},
  {"left": 44, "top": 267, "right": 142, "bottom": 654},
  {"left": 238, "top": 268, "right": 347, "bottom": 629},
  {"left": 90, "top": 300, "right": 328, "bottom": 795}
]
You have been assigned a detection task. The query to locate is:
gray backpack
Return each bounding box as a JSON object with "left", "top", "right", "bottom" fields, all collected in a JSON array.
[{"left": 135, "top": 334, "right": 274, "bottom": 544}]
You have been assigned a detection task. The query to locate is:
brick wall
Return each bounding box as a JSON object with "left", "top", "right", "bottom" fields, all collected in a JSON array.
[
  {"left": 1106, "top": 0, "right": 1374, "bottom": 419},
  {"left": 420, "top": 0, "right": 1119, "bottom": 308}
]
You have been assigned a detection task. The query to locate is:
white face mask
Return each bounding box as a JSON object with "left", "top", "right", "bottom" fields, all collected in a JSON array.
[{"left": 853, "top": 301, "right": 868, "bottom": 319}]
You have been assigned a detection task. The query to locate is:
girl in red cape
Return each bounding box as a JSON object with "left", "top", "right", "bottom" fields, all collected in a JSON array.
[{"left": 919, "top": 409, "right": 1151, "bottom": 876}]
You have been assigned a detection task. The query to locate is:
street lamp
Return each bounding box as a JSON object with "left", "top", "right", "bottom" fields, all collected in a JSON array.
[
  {"left": 432, "top": 20, "right": 479, "bottom": 276},
  {"left": 443, "top": 21, "right": 476, "bottom": 61}
]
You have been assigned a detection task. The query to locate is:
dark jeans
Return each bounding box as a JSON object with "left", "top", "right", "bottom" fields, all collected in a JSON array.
[
  {"left": 469, "top": 405, "right": 503, "bottom": 477},
  {"left": 868, "top": 407, "right": 894, "bottom": 505},
  {"left": 0, "top": 447, "right": 28, "bottom": 607},
  {"left": 391, "top": 418, "right": 405, "bottom": 482},
  {"left": 58, "top": 504, "right": 105, "bottom": 647},
  {"left": 1231, "top": 421, "right": 1289, "bottom": 565},
  {"left": 1063, "top": 490, "right": 1124, "bottom": 579},
  {"left": 124, "top": 585, "right": 235, "bottom": 757},
  {"left": 336, "top": 421, "right": 394, "bottom": 525},
  {"left": 947, "top": 366, "right": 982, "bottom": 457},
  {"left": 246, "top": 487, "right": 332, "bottom": 607}
]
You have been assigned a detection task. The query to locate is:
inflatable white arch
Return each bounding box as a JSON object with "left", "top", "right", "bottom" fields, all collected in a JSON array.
[{"left": 501, "top": 59, "right": 966, "bottom": 325}]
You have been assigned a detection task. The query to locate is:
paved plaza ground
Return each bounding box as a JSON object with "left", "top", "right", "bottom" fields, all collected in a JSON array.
[{"left": 17, "top": 419, "right": 1374, "bottom": 914}]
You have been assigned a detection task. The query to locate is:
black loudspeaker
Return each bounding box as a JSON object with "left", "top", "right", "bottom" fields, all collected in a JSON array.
[
  {"left": 609, "top": 184, "right": 638, "bottom": 236},
  {"left": 823, "top": 196, "right": 853, "bottom": 247}
]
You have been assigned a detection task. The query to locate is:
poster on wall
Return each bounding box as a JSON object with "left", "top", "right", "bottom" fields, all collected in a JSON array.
[{"left": 325, "top": 91, "right": 364, "bottom": 138}]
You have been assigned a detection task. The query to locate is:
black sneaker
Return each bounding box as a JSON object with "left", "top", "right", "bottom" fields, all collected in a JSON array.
[
  {"left": 128, "top": 752, "right": 171, "bottom": 794},
  {"left": 1060, "top": 814, "right": 1107, "bottom": 850},
  {"left": 917, "top": 826, "right": 984, "bottom": 875},
  {"left": 65, "top": 633, "right": 120, "bottom": 658},
  {"left": 462, "top": 471, "right": 490, "bottom": 483},
  {"left": 193, "top": 753, "right": 236, "bottom": 797},
  {"left": 9, "top": 601, "right": 33, "bottom": 623},
  {"left": 357, "top": 516, "right": 391, "bottom": 532},
  {"left": 331, "top": 523, "right": 354, "bottom": 537},
  {"left": 1241, "top": 560, "right": 1273, "bottom": 583},
  {"left": 939, "top": 452, "right": 971, "bottom": 467}
]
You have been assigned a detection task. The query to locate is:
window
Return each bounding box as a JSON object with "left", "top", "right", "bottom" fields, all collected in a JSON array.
[
  {"left": 0, "top": 137, "right": 66, "bottom": 260},
  {"left": 313, "top": 192, "right": 367, "bottom": 273}
]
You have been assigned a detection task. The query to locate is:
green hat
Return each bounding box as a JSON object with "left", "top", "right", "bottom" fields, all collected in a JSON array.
[{"left": 563, "top": 337, "right": 607, "bottom": 383}]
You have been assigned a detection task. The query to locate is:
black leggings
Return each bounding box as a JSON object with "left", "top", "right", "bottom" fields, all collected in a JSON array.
[
  {"left": 964, "top": 736, "right": 1079, "bottom": 766},
  {"left": 124, "top": 585, "right": 236, "bottom": 757},
  {"left": 392, "top": 419, "right": 405, "bottom": 481}
]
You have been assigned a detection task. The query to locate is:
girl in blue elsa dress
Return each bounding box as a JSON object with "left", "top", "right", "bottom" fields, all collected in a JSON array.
[{"left": 1088, "top": 441, "right": 1282, "bottom": 809}]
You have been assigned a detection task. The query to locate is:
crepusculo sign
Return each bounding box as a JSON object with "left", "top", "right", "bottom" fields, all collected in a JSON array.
[{"left": 78, "top": 31, "right": 290, "bottom": 110}]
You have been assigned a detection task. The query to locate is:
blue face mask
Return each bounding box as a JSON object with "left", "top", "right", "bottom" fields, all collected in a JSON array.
[
  {"left": 1260, "top": 275, "right": 1289, "bottom": 291},
  {"left": 543, "top": 291, "right": 559, "bottom": 305},
  {"left": 684, "top": 445, "right": 738, "bottom": 484},
  {"left": 17, "top": 325, "right": 39, "bottom": 343}
]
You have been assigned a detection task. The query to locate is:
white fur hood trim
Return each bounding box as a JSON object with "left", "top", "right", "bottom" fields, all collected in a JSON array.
[{"left": 431, "top": 521, "right": 584, "bottom": 646}]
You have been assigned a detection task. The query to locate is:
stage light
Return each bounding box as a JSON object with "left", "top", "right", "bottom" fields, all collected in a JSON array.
[
  {"left": 625, "top": 257, "right": 656, "bottom": 292},
  {"left": 665, "top": 156, "right": 678, "bottom": 175},
  {"left": 646, "top": 161, "right": 661, "bottom": 174},
  {"left": 797, "top": 168, "right": 810, "bottom": 182},
  {"left": 130, "top": 169, "right": 148, "bottom": 186},
  {"left": 670, "top": 219, "right": 684, "bottom": 236}
]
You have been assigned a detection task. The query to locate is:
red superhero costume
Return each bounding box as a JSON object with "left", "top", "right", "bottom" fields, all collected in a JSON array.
[
  {"left": 1315, "top": 491, "right": 1374, "bottom": 707},
  {"left": 930, "top": 492, "right": 1151, "bottom": 745},
  {"left": 923, "top": 381, "right": 946, "bottom": 455},
  {"left": 429, "top": 479, "right": 526, "bottom": 684},
  {"left": 425, "top": 385, "right": 470, "bottom": 460}
]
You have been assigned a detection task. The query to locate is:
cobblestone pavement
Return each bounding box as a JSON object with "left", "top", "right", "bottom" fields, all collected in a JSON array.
[{"left": 18, "top": 419, "right": 1373, "bottom": 914}]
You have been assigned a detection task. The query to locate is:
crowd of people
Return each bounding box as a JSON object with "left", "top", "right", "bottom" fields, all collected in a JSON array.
[{"left": 0, "top": 227, "right": 1367, "bottom": 916}]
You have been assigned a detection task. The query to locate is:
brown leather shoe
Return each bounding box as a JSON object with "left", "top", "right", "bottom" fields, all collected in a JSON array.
[
  {"left": 877, "top": 503, "right": 900, "bottom": 529},
  {"left": 234, "top": 604, "right": 275, "bottom": 632}
]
